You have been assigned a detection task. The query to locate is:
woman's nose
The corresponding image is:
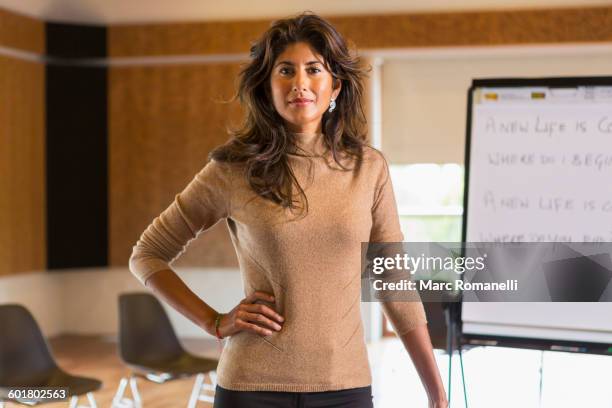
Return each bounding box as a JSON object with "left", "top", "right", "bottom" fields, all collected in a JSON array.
[{"left": 292, "top": 71, "right": 308, "bottom": 92}]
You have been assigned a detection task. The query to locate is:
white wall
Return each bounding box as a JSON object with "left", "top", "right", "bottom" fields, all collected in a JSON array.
[
  {"left": 0, "top": 267, "right": 243, "bottom": 338},
  {"left": 0, "top": 271, "right": 65, "bottom": 336},
  {"left": 381, "top": 45, "right": 612, "bottom": 164}
]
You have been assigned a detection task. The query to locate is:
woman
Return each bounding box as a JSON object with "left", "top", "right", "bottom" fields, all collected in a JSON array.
[{"left": 129, "top": 12, "right": 448, "bottom": 408}]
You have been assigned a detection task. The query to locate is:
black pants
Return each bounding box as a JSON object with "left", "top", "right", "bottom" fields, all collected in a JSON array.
[{"left": 213, "top": 385, "right": 374, "bottom": 408}]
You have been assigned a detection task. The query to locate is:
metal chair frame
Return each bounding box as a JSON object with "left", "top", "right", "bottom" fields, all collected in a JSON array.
[{"left": 112, "top": 293, "right": 217, "bottom": 408}]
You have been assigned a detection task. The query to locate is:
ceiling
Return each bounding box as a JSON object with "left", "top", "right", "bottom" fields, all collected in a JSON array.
[{"left": 0, "top": 0, "right": 609, "bottom": 25}]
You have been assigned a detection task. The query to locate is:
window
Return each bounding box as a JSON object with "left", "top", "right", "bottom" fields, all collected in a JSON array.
[
  {"left": 383, "top": 163, "right": 464, "bottom": 336},
  {"left": 390, "top": 163, "right": 464, "bottom": 242}
]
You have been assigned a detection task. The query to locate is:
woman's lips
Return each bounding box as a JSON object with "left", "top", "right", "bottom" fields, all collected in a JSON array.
[{"left": 290, "top": 99, "right": 313, "bottom": 107}]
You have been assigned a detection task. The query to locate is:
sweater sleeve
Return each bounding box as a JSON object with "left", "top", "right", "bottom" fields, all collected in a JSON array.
[
  {"left": 129, "top": 159, "right": 231, "bottom": 285},
  {"left": 369, "top": 153, "right": 428, "bottom": 336}
]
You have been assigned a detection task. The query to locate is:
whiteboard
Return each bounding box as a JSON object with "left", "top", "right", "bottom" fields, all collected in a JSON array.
[{"left": 462, "top": 77, "right": 612, "bottom": 348}]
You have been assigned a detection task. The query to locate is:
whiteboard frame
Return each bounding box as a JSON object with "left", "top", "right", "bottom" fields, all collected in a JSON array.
[{"left": 460, "top": 76, "right": 612, "bottom": 356}]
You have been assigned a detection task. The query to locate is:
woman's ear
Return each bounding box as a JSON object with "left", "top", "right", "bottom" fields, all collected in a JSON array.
[{"left": 332, "top": 78, "right": 342, "bottom": 100}]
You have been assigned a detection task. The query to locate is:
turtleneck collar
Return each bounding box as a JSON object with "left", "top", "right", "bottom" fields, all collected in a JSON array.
[{"left": 290, "top": 131, "right": 328, "bottom": 157}]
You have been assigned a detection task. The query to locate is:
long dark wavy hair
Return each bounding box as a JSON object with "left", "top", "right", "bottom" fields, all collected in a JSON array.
[{"left": 210, "top": 11, "right": 369, "bottom": 213}]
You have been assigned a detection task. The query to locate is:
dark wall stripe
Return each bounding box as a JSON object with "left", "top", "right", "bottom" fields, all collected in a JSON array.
[
  {"left": 46, "top": 24, "right": 108, "bottom": 269},
  {"left": 46, "top": 22, "right": 106, "bottom": 59}
]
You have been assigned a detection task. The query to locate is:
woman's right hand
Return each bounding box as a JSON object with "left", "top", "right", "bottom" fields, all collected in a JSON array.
[{"left": 216, "top": 291, "right": 284, "bottom": 338}]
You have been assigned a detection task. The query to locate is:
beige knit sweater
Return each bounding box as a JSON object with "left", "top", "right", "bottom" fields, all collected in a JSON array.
[{"left": 129, "top": 136, "right": 427, "bottom": 392}]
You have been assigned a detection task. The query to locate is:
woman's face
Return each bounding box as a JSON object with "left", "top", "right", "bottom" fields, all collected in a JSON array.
[{"left": 269, "top": 41, "right": 341, "bottom": 134}]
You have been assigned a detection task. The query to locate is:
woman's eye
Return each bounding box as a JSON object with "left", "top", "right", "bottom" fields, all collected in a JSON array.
[{"left": 277, "top": 66, "right": 321, "bottom": 75}]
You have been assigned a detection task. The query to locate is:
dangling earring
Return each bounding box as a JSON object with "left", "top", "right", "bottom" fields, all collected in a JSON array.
[{"left": 328, "top": 99, "right": 336, "bottom": 113}]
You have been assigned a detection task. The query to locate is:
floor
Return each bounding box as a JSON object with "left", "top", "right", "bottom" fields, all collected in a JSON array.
[
  {"left": 41, "top": 335, "right": 219, "bottom": 408},
  {"left": 369, "top": 339, "right": 612, "bottom": 408},
  {"left": 7, "top": 335, "right": 612, "bottom": 408}
]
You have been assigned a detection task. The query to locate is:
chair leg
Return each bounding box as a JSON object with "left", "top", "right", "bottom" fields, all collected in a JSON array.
[
  {"left": 201, "top": 371, "right": 217, "bottom": 402},
  {"left": 111, "top": 377, "right": 128, "bottom": 407},
  {"left": 187, "top": 373, "right": 205, "bottom": 408},
  {"left": 112, "top": 376, "right": 142, "bottom": 408},
  {"left": 87, "top": 392, "right": 98, "bottom": 408},
  {"left": 187, "top": 371, "right": 218, "bottom": 407},
  {"left": 130, "top": 377, "right": 142, "bottom": 407},
  {"left": 68, "top": 393, "right": 99, "bottom": 408}
]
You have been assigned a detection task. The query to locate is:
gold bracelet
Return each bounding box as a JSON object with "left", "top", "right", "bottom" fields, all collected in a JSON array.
[{"left": 214, "top": 313, "right": 224, "bottom": 339}]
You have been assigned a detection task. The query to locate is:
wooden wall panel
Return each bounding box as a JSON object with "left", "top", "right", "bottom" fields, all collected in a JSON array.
[
  {"left": 330, "top": 7, "right": 612, "bottom": 49},
  {"left": 0, "top": 7, "right": 44, "bottom": 53},
  {"left": 109, "top": 20, "right": 270, "bottom": 57},
  {"left": 109, "top": 6, "right": 612, "bottom": 57},
  {"left": 0, "top": 56, "right": 46, "bottom": 276},
  {"left": 109, "top": 63, "right": 243, "bottom": 267}
]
